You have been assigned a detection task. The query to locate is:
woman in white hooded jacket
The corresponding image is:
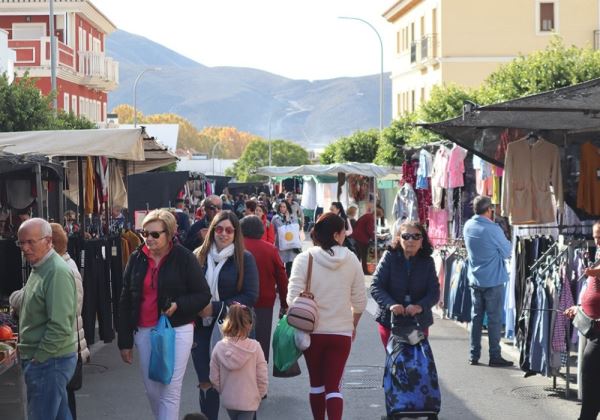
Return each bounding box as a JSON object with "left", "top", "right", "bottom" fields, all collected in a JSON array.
[{"left": 287, "top": 212, "right": 367, "bottom": 420}]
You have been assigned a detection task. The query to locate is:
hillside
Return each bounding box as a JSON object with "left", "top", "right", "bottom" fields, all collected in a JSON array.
[{"left": 106, "top": 30, "right": 392, "bottom": 148}]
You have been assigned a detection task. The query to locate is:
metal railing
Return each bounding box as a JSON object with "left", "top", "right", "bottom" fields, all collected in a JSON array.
[
  {"left": 420, "top": 33, "right": 438, "bottom": 62},
  {"left": 410, "top": 42, "right": 417, "bottom": 63},
  {"left": 78, "top": 51, "right": 119, "bottom": 85}
]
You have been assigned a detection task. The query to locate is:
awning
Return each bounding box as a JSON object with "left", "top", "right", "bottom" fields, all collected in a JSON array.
[
  {"left": 257, "top": 163, "right": 396, "bottom": 178},
  {"left": 0, "top": 128, "right": 146, "bottom": 160},
  {"left": 420, "top": 77, "right": 600, "bottom": 166}
]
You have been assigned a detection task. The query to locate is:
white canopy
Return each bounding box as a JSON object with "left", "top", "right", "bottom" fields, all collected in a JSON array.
[
  {"left": 0, "top": 128, "right": 146, "bottom": 160},
  {"left": 257, "top": 162, "right": 395, "bottom": 178}
]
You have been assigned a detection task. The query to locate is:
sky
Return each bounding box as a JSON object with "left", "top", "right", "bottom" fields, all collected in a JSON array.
[{"left": 92, "top": 0, "right": 394, "bottom": 81}]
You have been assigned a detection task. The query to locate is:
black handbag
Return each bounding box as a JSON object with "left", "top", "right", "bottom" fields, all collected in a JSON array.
[{"left": 67, "top": 315, "right": 83, "bottom": 391}]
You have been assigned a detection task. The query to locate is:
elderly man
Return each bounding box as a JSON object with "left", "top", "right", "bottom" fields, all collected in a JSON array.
[
  {"left": 17, "top": 218, "right": 78, "bottom": 420},
  {"left": 184, "top": 195, "right": 223, "bottom": 251},
  {"left": 463, "top": 196, "right": 513, "bottom": 367}
]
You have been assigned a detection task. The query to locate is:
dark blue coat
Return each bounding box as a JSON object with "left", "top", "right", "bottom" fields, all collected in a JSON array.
[
  {"left": 370, "top": 249, "right": 440, "bottom": 330},
  {"left": 204, "top": 250, "right": 259, "bottom": 317}
]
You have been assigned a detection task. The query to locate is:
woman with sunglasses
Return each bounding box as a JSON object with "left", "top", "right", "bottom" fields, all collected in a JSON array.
[
  {"left": 192, "top": 210, "right": 259, "bottom": 420},
  {"left": 118, "top": 209, "right": 212, "bottom": 420},
  {"left": 370, "top": 220, "right": 440, "bottom": 348},
  {"left": 271, "top": 200, "right": 300, "bottom": 277},
  {"left": 287, "top": 212, "right": 366, "bottom": 420}
]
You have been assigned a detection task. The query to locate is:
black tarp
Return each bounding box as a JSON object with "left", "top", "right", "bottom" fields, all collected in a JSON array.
[
  {"left": 127, "top": 171, "right": 189, "bottom": 213},
  {"left": 420, "top": 77, "right": 600, "bottom": 167}
]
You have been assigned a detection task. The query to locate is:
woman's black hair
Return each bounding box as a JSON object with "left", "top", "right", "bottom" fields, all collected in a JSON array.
[
  {"left": 277, "top": 200, "right": 292, "bottom": 216},
  {"left": 310, "top": 212, "right": 345, "bottom": 254},
  {"left": 330, "top": 202, "right": 350, "bottom": 230},
  {"left": 389, "top": 220, "right": 433, "bottom": 258}
]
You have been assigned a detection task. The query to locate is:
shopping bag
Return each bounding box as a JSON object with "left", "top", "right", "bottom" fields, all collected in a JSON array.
[
  {"left": 273, "top": 360, "right": 301, "bottom": 378},
  {"left": 272, "top": 315, "right": 303, "bottom": 371},
  {"left": 149, "top": 314, "right": 175, "bottom": 385},
  {"left": 277, "top": 223, "right": 302, "bottom": 251},
  {"left": 383, "top": 337, "right": 441, "bottom": 416}
]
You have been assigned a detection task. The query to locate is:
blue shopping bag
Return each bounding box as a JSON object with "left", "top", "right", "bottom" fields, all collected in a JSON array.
[{"left": 149, "top": 314, "right": 175, "bottom": 384}]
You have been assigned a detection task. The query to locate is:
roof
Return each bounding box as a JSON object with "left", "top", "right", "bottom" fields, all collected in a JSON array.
[
  {"left": 420, "top": 77, "right": 600, "bottom": 166},
  {"left": 257, "top": 162, "right": 396, "bottom": 178}
]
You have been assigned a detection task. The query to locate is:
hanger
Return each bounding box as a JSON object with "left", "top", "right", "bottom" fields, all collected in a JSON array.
[{"left": 526, "top": 132, "right": 539, "bottom": 146}]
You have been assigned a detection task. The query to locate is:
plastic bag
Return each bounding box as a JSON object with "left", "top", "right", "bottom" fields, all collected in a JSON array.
[
  {"left": 272, "top": 315, "right": 302, "bottom": 371},
  {"left": 294, "top": 329, "right": 311, "bottom": 351},
  {"left": 149, "top": 314, "right": 175, "bottom": 384}
]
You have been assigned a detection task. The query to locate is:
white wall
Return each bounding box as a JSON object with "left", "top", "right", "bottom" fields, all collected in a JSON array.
[{"left": 0, "top": 29, "right": 16, "bottom": 84}]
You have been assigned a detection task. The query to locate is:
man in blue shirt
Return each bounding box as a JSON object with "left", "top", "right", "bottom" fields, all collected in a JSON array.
[{"left": 463, "top": 196, "right": 513, "bottom": 367}]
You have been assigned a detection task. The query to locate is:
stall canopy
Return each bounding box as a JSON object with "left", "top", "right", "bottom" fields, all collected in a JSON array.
[
  {"left": 257, "top": 162, "right": 394, "bottom": 178},
  {"left": 420, "top": 77, "right": 600, "bottom": 166},
  {"left": 0, "top": 128, "right": 178, "bottom": 171}
]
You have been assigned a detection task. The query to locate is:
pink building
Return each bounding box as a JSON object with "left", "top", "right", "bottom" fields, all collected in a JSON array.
[{"left": 0, "top": 0, "right": 118, "bottom": 123}]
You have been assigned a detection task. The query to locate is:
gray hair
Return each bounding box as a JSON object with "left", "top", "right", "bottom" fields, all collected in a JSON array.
[
  {"left": 473, "top": 196, "right": 492, "bottom": 215},
  {"left": 204, "top": 194, "right": 223, "bottom": 210},
  {"left": 240, "top": 215, "right": 265, "bottom": 239},
  {"left": 19, "top": 217, "right": 52, "bottom": 237}
]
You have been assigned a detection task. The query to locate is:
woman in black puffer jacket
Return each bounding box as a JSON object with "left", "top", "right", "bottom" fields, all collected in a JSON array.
[
  {"left": 118, "top": 209, "right": 211, "bottom": 420},
  {"left": 370, "top": 220, "right": 440, "bottom": 347}
]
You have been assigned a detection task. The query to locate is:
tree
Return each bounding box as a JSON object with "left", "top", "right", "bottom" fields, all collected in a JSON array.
[
  {"left": 0, "top": 74, "right": 53, "bottom": 131},
  {"left": 375, "top": 113, "right": 416, "bottom": 166},
  {"left": 227, "top": 139, "right": 310, "bottom": 182},
  {"left": 320, "top": 142, "right": 337, "bottom": 164},
  {"left": 47, "top": 110, "right": 96, "bottom": 130},
  {"left": 333, "top": 129, "right": 379, "bottom": 163}
]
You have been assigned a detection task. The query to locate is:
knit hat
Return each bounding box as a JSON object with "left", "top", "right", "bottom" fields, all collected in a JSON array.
[{"left": 240, "top": 215, "right": 264, "bottom": 239}]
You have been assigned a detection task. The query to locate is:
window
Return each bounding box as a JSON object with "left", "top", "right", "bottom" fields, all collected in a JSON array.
[
  {"left": 539, "top": 2, "right": 554, "bottom": 31},
  {"left": 71, "top": 95, "right": 78, "bottom": 115},
  {"left": 397, "top": 93, "right": 402, "bottom": 115},
  {"left": 411, "top": 90, "right": 415, "bottom": 112},
  {"left": 63, "top": 93, "right": 69, "bottom": 113}
]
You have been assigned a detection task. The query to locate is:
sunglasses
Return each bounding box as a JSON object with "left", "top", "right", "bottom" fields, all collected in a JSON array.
[
  {"left": 215, "top": 225, "right": 235, "bottom": 235},
  {"left": 401, "top": 233, "right": 423, "bottom": 241},
  {"left": 141, "top": 230, "right": 165, "bottom": 239}
]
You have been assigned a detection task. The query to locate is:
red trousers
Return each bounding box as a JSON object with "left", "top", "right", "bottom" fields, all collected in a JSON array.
[{"left": 303, "top": 334, "right": 352, "bottom": 420}]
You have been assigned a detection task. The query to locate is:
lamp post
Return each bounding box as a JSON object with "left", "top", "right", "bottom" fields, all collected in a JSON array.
[
  {"left": 338, "top": 16, "right": 384, "bottom": 266},
  {"left": 133, "top": 67, "right": 161, "bottom": 127},
  {"left": 49, "top": 0, "right": 57, "bottom": 114},
  {"left": 211, "top": 142, "right": 221, "bottom": 176}
]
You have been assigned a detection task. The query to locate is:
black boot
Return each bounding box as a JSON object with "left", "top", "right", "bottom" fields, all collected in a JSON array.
[{"left": 199, "top": 387, "right": 220, "bottom": 420}]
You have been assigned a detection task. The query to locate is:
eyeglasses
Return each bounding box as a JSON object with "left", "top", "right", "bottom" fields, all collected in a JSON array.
[
  {"left": 141, "top": 230, "right": 165, "bottom": 239},
  {"left": 15, "top": 237, "right": 47, "bottom": 248},
  {"left": 215, "top": 225, "right": 235, "bottom": 235},
  {"left": 401, "top": 233, "right": 423, "bottom": 241}
]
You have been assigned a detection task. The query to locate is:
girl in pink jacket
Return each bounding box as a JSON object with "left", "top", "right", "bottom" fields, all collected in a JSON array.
[{"left": 209, "top": 304, "right": 268, "bottom": 419}]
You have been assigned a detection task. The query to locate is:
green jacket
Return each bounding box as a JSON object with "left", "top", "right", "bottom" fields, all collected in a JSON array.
[{"left": 18, "top": 250, "right": 77, "bottom": 363}]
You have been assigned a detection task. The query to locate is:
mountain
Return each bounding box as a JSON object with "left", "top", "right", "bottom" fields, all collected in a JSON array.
[{"left": 106, "top": 30, "right": 392, "bottom": 149}]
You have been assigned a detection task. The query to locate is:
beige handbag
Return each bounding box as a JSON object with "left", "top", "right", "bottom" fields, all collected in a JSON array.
[{"left": 287, "top": 254, "right": 319, "bottom": 332}]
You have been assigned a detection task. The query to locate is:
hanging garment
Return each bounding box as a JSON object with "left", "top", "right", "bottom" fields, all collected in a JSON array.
[
  {"left": 392, "top": 183, "right": 419, "bottom": 222},
  {"left": 447, "top": 146, "right": 468, "bottom": 188},
  {"left": 431, "top": 146, "right": 450, "bottom": 208},
  {"left": 428, "top": 207, "right": 449, "bottom": 247},
  {"left": 576, "top": 142, "right": 600, "bottom": 215},
  {"left": 85, "top": 156, "right": 95, "bottom": 215},
  {"left": 501, "top": 138, "right": 563, "bottom": 224},
  {"left": 416, "top": 149, "right": 433, "bottom": 190}
]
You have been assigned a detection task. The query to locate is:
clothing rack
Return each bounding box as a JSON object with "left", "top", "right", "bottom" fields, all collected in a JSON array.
[{"left": 529, "top": 242, "right": 558, "bottom": 272}]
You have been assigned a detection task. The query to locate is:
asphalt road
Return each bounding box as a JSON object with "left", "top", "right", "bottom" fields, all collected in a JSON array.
[{"left": 76, "top": 295, "right": 581, "bottom": 420}]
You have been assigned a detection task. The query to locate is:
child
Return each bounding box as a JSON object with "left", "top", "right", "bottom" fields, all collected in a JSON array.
[{"left": 209, "top": 304, "right": 268, "bottom": 420}]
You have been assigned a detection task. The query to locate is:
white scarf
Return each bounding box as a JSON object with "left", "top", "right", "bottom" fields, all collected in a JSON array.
[{"left": 206, "top": 243, "right": 235, "bottom": 303}]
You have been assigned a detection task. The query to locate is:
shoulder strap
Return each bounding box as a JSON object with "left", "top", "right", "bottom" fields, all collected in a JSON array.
[{"left": 305, "top": 253, "right": 313, "bottom": 293}]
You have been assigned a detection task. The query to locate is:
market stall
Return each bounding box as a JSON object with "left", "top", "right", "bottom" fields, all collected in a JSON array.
[{"left": 420, "top": 77, "right": 600, "bottom": 399}]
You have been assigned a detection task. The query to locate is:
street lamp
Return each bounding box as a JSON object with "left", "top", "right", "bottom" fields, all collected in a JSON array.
[
  {"left": 133, "top": 67, "right": 161, "bottom": 127},
  {"left": 211, "top": 142, "right": 221, "bottom": 176},
  {"left": 338, "top": 16, "right": 384, "bottom": 265}
]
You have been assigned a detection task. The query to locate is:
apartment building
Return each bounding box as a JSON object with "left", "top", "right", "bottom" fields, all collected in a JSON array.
[
  {"left": 0, "top": 0, "right": 119, "bottom": 123},
  {"left": 384, "top": 0, "right": 600, "bottom": 117}
]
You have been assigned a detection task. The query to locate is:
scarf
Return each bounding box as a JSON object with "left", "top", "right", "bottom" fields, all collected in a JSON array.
[{"left": 206, "top": 243, "right": 235, "bottom": 303}]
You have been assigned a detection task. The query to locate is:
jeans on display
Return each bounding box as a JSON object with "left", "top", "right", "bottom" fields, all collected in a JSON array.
[
  {"left": 21, "top": 353, "right": 77, "bottom": 420},
  {"left": 470, "top": 284, "right": 505, "bottom": 361}
]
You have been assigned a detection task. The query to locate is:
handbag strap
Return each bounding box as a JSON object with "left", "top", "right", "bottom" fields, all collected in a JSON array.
[{"left": 305, "top": 253, "right": 313, "bottom": 293}]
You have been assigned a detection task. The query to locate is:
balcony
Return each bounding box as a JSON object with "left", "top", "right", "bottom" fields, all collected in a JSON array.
[
  {"left": 78, "top": 51, "right": 119, "bottom": 90},
  {"left": 8, "top": 37, "right": 118, "bottom": 90},
  {"left": 595, "top": 30, "right": 600, "bottom": 50},
  {"left": 409, "top": 33, "right": 439, "bottom": 68}
]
